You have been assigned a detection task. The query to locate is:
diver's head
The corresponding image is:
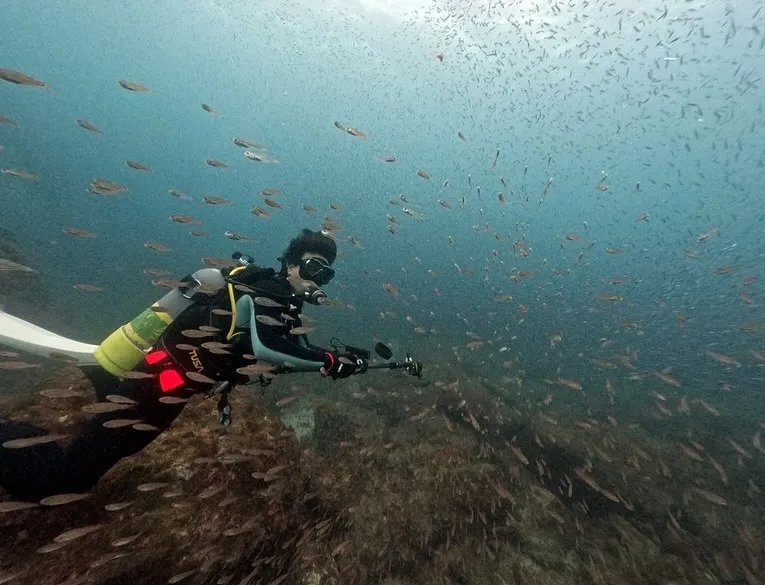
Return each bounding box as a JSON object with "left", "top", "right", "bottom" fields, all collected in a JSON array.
[{"left": 282, "top": 229, "right": 337, "bottom": 297}]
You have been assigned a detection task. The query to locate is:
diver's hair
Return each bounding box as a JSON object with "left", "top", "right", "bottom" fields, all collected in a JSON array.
[{"left": 282, "top": 229, "right": 337, "bottom": 266}]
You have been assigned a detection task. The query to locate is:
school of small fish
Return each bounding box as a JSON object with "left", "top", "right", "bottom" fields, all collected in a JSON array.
[{"left": 1, "top": 0, "right": 765, "bottom": 584}]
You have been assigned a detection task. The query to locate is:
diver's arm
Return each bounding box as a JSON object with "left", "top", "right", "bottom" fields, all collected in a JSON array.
[
  {"left": 300, "top": 336, "right": 329, "bottom": 354},
  {"left": 255, "top": 320, "right": 327, "bottom": 363},
  {"left": 235, "top": 296, "right": 326, "bottom": 368}
]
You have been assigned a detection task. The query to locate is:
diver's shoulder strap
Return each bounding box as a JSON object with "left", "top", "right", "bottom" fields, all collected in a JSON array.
[{"left": 228, "top": 264, "right": 277, "bottom": 285}]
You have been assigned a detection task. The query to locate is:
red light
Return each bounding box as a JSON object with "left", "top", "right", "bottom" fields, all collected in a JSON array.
[
  {"left": 158, "top": 369, "right": 185, "bottom": 392},
  {"left": 145, "top": 350, "right": 169, "bottom": 365}
]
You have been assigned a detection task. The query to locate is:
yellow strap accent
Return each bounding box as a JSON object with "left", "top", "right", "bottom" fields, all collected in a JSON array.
[{"left": 225, "top": 265, "right": 248, "bottom": 341}]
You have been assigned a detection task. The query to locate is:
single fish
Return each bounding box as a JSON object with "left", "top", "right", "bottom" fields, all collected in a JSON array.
[
  {"left": 63, "top": 227, "right": 97, "bottom": 238},
  {"left": 186, "top": 371, "right": 216, "bottom": 384},
  {"left": 168, "top": 570, "right": 196, "bottom": 584},
  {"left": 244, "top": 149, "right": 279, "bottom": 163},
  {"left": 39, "top": 388, "right": 87, "bottom": 399},
  {"left": 74, "top": 283, "right": 103, "bottom": 292},
  {"left": 144, "top": 267, "right": 170, "bottom": 277},
  {"left": 251, "top": 206, "right": 271, "bottom": 218},
  {"left": 255, "top": 314, "right": 285, "bottom": 327},
  {"left": 169, "top": 188, "right": 192, "bottom": 200},
  {"left": 0, "top": 501, "right": 39, "bottom": 512},
  {"left": 105, "top": 395, "right": 138, "bottom": 405},
  {"left": 158, "top": 396, "right": 190, "bottom": 405},
  {"left": 102, "top": 418, "right": 143, "bottom": 429},
  {"left": 252, "top": 297, "right": 284, "bottom": 309},
  {"left": 169, "top": 214, "right": 201, "bottom": 225},
  {"left": 89, "top": 177, "right": 127, "bottom": 195},
  {"left": 0, "top": 69, "right": 47, "bottom": 87},
  {"left": 144, "top": 242, "right": 170, "bottom": 252},
  {"left": 276, "top": 396, "right": 297, "bottom": 407},
  {"left": 76, "top": 119, "right": 103, "bottom": 134},
  {"left": 39, "top": 493, "right": 91, "bottom": 506},
  {"left": 118, "top": 79, "right": 149, "bottom": 92},
  {"left": 224, "top": 230, "right": 248, "bottom": 241},
  {"left": 181, "top": 329, "right": 216, "bottom": 339},
  {"left": 198, "top": 485, "right": 225, "bottom": 499},
  {"left": 203, "top": 195, "right": 231, "bottom": 205},
  {"left": 132, "top": 423, "right": 159, "bottom": 432},
  {"left": 691, "top": 487, "right": 727, "bottom": 506},
  {"left": 112, "top": 534, "right": 141, "bottom": 547},
  {"left": 346, "top": 126, "right": 367, "bottom": 138},
  {"left": 2, "top": 434, "right": 68, "bottom": 449},
  {"left": 175, "top": 344, "right": 197, "bottom": 351},
  {"left": 136, "top": 482, "right": 167, "bottom": 492},
  {"left": 81, "top": 402, "right": 134, "bottom": 414},
  {"left": 117, "top": 370, "right": 156, "bottom": 380},
  {"left": 202, "top": 256, "right": 236, "bottom": 268},
  {"left": 289, "top": 326, "right": 313, "bottom": 336},
  {"left": 53, "top": 524, "right": 104, "bottom": 543},
  {"left": 233, "top": 137, "right": 263, "bottom": 149},
  {"left": 126, "top": 160, "right": 152, "bottom": 172},
  {"left": 104, "top": 501, "right": 133, "bottom": 512},
  {"left": 1, "top": 168, "right": 37, "bottom": 179},
  {"left": 152, "top": 279, "right": 186, "bottom": 290}
]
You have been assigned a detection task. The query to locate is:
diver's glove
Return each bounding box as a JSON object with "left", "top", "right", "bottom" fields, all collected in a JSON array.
[{"left": 320, "top": 351, "right": 368, "bottom": 379}]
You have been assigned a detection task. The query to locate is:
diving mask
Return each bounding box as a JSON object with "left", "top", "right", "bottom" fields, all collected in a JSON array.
[{"left": 299, "top": 257, "right": 335, "bottom": 286}]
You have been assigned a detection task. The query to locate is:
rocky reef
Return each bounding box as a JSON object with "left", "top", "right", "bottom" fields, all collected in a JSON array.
[{"left": 0, "top": 362, "right": 763, "bottom": 585}]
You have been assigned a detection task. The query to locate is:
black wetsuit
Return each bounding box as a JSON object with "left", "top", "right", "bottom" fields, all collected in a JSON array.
[{"left": 0, "top": 266, "right": 328, "bottom": 501}]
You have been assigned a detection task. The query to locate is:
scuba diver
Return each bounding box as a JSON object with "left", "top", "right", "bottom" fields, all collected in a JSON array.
[{"left": 0, "top": 228, "right": 420, "bottom": 502}]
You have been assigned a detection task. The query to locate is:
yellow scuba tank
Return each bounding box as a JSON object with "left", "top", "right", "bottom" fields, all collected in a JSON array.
[
  {"left": 94, "top": 268, "right": 227, "bottom": 376},
  {"left": 93, "top": 305, "right": 173, "bottom": 376}
]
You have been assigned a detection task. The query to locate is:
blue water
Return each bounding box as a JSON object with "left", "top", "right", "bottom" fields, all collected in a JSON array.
[{"left": 1, "top": 0, "right": 764, "bottom": 413}]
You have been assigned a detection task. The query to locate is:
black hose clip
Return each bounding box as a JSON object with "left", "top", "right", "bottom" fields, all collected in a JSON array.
[
  {"left": 217, "top": 393, "right": 231, "bottom": 426},
  {"left": 232, "top": 251, "right": 255, "bottom": 266},
  {"left": 204, "top": 381, "right": 232, "bottom": 425},
  {"left": 404, "top": 353, "right": 423, "bottom": 378}
]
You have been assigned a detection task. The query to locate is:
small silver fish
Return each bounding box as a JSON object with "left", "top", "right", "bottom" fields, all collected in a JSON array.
[
  {"left": 81, "top": 402, "right": 134, "bottom": 414},
  {"left": 39, "top": 493, "right": 91, "bottom": 506},
  {"left": 253, "top": 297, "right": 284, "bottom": 308},
  {"left": 54, "top": 524, "right": 104, "bottom": 543},
  {"left": 182, "top": 329, "right": 216, "bottom": 339},
  {"left": 2, "top": 434, "right": 69, "bottom": 449},
  {"left": 255, "top": 315, "right": 285, "bottom": 327},
  {"left": 0, "top": 258, "right": 37, "bottom": 273},
  {"left": 186, "top": 371, "right": 216, "bottom": 384}
]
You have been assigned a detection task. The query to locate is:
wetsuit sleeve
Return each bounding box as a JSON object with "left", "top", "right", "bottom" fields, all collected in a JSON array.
[
  {"left": 300, "top": 336, "right": 329, "bottom": 354},
  {"left": 235, "top": 296, "right": 326, "bottom": 368}
]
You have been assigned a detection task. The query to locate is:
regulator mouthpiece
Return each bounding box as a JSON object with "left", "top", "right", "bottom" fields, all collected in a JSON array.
[{"left": 304, "top": 287, "right": 327, "bottom": 305}]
